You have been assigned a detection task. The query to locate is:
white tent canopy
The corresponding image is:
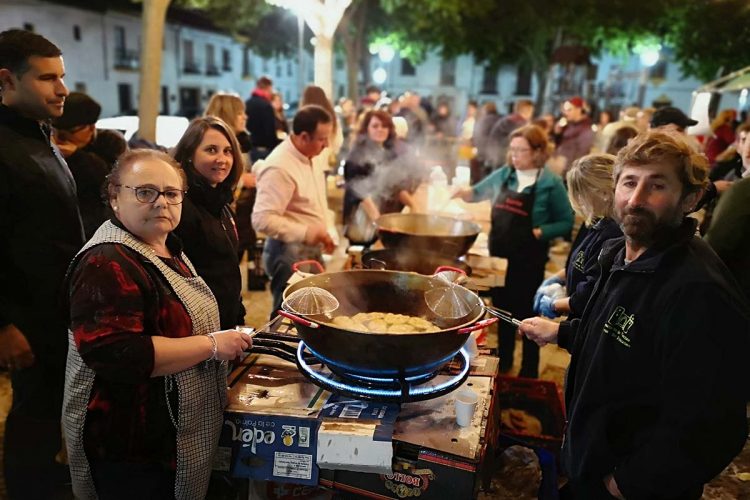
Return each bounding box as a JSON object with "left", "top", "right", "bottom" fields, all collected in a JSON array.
[
  {"left": 695, "top": 66, "right": 750, "bottom": 94},
  {"left": 689, "top": 66, "right": 750, "bottom": 135}
]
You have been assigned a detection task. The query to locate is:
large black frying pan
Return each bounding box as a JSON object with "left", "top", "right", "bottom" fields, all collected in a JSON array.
[
  {"left": 361, "top": 248, "right": 471, "bottom": 276},
  {"left": 376, "top": 213, "right": 481, "bottom": 258},
  {"left": 280, "top": 267, "right": 495, "bottom": 378}
]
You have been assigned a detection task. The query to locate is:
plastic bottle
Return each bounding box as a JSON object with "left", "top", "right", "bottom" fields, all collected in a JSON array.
[
  {"left": 428, "top": 166, "right": 449, "bottom": 212},
  {"left": 429, "top": 165, "right": 448, "bottom": 186}
]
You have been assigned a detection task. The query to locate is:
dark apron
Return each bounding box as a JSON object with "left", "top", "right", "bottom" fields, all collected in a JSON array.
[{"left": 489, "top": 168, "right": 548, "bottom": 376}]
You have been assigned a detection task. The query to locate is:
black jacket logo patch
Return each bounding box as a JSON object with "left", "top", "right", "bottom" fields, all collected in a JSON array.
[{"left": 603, "top": 306, "right": 635, "bottom": 348}]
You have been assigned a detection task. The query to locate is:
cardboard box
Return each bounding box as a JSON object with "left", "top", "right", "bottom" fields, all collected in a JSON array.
[
  {"left": 320, "top": 450, "right": 482, "bottom": 499},
  {"left": 466, "top": 254, "right": 507, "bottom": 288},
  {"left": 214, "top": 353, "right": 328, "bottom": 486},
  {"left": 319, "top": 377, "right": 496, "bottom": 499},
  {"left": 217, "top": 413, "right": 320, "bottom": 485},
  {"left": 316, "top": 395, "right": 400, "bottom": 473}
]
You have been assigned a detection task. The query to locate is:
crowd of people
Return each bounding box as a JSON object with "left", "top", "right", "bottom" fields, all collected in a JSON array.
[{"left": 1, "top": 27, "right": 749, "bottom": 499}]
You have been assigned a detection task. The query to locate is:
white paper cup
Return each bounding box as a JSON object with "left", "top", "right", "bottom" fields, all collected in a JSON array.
[{"left": 454, "top": 388, "right": 479, "bottom": 427}]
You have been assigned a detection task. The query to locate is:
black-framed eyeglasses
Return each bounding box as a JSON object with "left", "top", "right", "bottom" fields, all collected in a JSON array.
[{"left": 117, "top": 185, "right": 186, "bottom": 204}]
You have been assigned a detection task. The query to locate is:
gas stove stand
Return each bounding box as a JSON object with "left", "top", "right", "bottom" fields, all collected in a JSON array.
[{"left": 295, "top": 341, "right": 471, "bottom": 404}]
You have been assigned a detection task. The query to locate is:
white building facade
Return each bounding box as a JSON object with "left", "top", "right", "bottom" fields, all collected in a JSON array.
[{"left": 1, "top": 0, "right": 704, "bottom": 121}]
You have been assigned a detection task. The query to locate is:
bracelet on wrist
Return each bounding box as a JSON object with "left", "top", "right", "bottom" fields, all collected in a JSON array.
[{"left": 203, "top": 332, "right": 218, "bottom": 361}]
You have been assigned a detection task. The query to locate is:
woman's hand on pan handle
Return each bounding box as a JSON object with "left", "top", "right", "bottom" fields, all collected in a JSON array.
[
  {"left": 210, "top": 329, "right": 254, "bottom": 361},
  {"left": 518, "top": 317, "right": 559, "bottom": 347}
]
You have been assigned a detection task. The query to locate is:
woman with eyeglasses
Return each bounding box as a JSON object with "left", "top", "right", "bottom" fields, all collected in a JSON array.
[
  {"left": 172, "top": 116, "right": 247, "bottom": 330},
  {"left": 63, "top": 149, "right": 253, "bottom": 498},
  {"left": 454, "top": 124, "right": 573, "bottom": 378}
]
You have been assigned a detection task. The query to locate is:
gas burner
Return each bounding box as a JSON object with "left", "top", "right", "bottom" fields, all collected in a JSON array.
[{"left": 295, "top": 342, "right": 470, "bottom": 403}]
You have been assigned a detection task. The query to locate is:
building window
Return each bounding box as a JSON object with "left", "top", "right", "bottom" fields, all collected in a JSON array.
[
  {"left": 287, "top": 61, "right": 292, "bottom": 77},
  {"left": 335, "top": 57, "right": 344, "bottom": 70},
  {"left": 114, "top": 26, "right": 126, "bottom": 52},
  {"left": 276, "top": 59, "right": 282, "bottom": 78},
  {"left": 222, "top": 48, "right": 231, "bottom": 71},
  {"left": 74, "top": 82, "right": 86, "bottom": 92},
  {"left": 23, "top": 23, "right": 34, "bottom": 32},
  {"left": 262, "top": 59, "right": 269, "bottom": 73},
  {"left": 481, "top": 66, "right": 498, "bottom": 94},
  {"left": 117, "top": 83, "right": 133, "bottom": 114},
  {"left": 179, "top": 87, "right": 201, "bottom": 119},
  {"left": 183, "top": 40, "right": 200, "bottom": 74},
  {"left": 649, "top": 60, "right": 668, "bottom": 81},
  {"left": 73, "top": 25, "right": 81, "bottom": 41},
  {"left": 242, "top": 46, "right": 252, "bottom": 77},
  {"left": 515, "top": 66, "right": 532, "bottom": 95},
  {"left": 439, "top": 58, "right": 456, "bottom": 86},
  {"left": 206, "top": 44, "right": 219, "bottom": 75},
  {"left": 401, "top": 59, "right": 416, "bottom": 76},
  {"left": 113, "top": 26, "right": 138, "bottom": 70}
]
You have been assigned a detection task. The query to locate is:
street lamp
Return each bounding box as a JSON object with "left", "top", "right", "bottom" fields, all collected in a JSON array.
[
  {"left": 639, "top": 47, "right": 660, "bottom": 68},
  {"left": 378, "top": 45, "right": 395, "bottom": 64},
  {"left": 372, "top": 68, "right": 387, "bottom": 85}
]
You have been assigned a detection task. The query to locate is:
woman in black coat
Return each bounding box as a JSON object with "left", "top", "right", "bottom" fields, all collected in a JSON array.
[
  {"left": 173, "top": 116, "right": 246, "bottom": 329},
  {"left": 343, "top": 110, "right": 416, "bottom": 243},
  {"left": 204, "top": 93, "right": 257, "bottom": 262}
]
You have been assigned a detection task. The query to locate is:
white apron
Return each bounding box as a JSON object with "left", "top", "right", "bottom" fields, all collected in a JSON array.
[{"left": 62, "top": 221, "right": 227, "bottom": 499}]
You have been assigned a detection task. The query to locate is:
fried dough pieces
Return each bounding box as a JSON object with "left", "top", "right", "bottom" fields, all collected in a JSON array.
[{"left": 331, "top": 312, "right": 440, "bottom": 333}]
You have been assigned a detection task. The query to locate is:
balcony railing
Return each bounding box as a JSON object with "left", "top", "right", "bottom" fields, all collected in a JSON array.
[
  {"left": 206, "top": 64, "right": 220, "bottom": 76},
  {"left": 183, "top": 60, "right": 202, "bottom": 74},
  {"left": 114, "top": 48, "right": 139, "bottom": 70}
]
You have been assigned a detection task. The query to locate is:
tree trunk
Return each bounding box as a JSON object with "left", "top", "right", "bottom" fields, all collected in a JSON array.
[
  {"left": 337, "top": 0, "right": 368, "bottom": 102},
  {"left": 314, "top": 35, "right": 334, "bottom": 98},
  {"left": 359, "top": 42, "right": 371, "bottom": 90},
  {"left": 540, "top": 27, "right": 563, "bottom": 115},
  {"left": 345, "top": 44, "right": 360, "bottom": 101},
  {"left": 534, "top": 67, "right": 547, "bottom": 113},
  {"left": 138, "top": 0, "right": 171, "bottom": 143}
]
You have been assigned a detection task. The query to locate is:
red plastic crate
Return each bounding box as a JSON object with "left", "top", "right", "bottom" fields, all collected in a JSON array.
[{"left": 496, "top": 376, "right": 566, "bottom": 457}]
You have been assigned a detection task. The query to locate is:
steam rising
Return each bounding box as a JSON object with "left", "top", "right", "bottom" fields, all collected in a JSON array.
[{"left": 346, "top": 138, "right": 455, "bottom": 208}]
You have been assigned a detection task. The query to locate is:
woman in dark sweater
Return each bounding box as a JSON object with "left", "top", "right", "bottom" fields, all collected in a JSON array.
[
  {"left": 343, "top": 110, "right": 416, "bottom": 242},
  {"left": 204, "top": 93, "right": 257, "bottom": 262},
  {"left": 173, "top": 116, "right": 246, "bottom": 329}
]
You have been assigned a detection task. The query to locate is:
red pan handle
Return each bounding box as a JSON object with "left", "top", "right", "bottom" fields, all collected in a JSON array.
[
  {"left": 292, "top": 260, "right": 325, "bottom": 274},
  {"left": 433, "top": 265, "right": 467, "bottom": 276},
  {"left": 457, "top": 317, "right": 497, "bottom": 334},
  {"left": 278, "top": 310, "right": 320, "bottom": 329}
]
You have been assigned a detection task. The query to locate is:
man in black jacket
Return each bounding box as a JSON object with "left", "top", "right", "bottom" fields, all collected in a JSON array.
[
  {"left": 52, "top": 91, "right": 116, "bottom": 239},
  {"left": 245, "top": 75, "right": 280, "bottom": 162},
  {"left": 0, "top": 29, "right": 85, "bottom": 498},
  {"left": 520, "top": 130, "right": 750, "bottom": 499}
]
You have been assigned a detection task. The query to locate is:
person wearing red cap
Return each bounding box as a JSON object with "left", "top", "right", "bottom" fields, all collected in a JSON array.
[{"left": 555, "top": 96, "right": 595, "bottom": 175}]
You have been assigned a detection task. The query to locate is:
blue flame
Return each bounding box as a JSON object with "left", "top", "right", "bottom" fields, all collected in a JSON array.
[{"left": 297, "top": 342, "right": 470, "bottom": 399}]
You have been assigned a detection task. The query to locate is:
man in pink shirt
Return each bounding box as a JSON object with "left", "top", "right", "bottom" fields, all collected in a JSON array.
[{"left": 253, "top": 105, "right": 336, "bottom": 314}]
